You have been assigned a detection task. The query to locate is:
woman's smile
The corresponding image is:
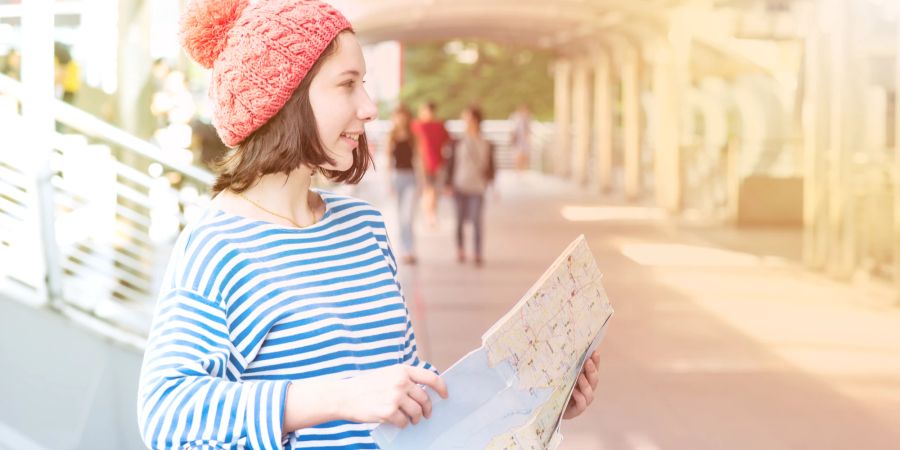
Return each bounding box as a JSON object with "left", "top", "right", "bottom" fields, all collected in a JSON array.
[{"left": 340, "top": 131, "right": 362, "bottom": 148}]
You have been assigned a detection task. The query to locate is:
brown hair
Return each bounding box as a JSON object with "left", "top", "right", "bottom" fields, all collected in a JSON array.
[
  {"left": 466, "top": 104, "right": 483, "bottom": 123},
  {"left": 211, "top": 31, "right": 371, "bottom": 195},
  {"left": 389, "top": 104, "right": 413, "bottom": 142}
]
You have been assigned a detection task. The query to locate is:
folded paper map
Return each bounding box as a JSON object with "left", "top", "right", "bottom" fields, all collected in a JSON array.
[{"left": 372, "top": 235, "right": 614, "bottom": 449}]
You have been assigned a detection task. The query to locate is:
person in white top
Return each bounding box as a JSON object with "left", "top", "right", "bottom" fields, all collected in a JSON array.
[{"left": 509, "top": 102, "right": 532, "bottom": 171}]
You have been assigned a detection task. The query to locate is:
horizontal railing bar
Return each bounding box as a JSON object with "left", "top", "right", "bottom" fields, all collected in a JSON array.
[
  {"left": 115, "top": 182, "right": 153, "bottom": 209},
  {"left": 62, "top": 246, "right": 154, "bottom": 294},
  {"left": 114, "top": 203, "right": 153, "bottom": 230},
  {"left": 49, "top": 178, "right": 93, "bottom": 205},
  {"left": 113, "top": 222, "right": 154, "bottom": 250},
  {"left": 0, "top": 213, "right": 24, "bottom": 231},
  {"left": 0, "top": 180, "right": 28, "bottom": 204},
  {"left": 77, "top": 242, "right": 150, "bottom": 277},
  {"left": 61, "top": 259, "right": 150, "bottom": 302},
  {"left": 0, "top": 196, "right": 26, "bottom": 220},
  {"left": 61, "top": 267, "right": 151, "bottom": 304},
  {"left": 0, "top": 74, "right": 215, "bottom": 187},
  {"left": 0, "top": 164, "right": 29, "bottom": 188},
  {"left": 113, "top": 160, "right": 156, "bottom": 190}
]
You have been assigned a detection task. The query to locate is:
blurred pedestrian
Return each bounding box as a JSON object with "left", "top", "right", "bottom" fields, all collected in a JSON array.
[
  {"left": 190, "top": 116, "right": 228, "bottom": 170},
  {"left": 509, "top": 102, "right": 531, "bottom": 171},
  {"left": 386, "top": 104, "right": 422, "bottom": 264},
  {"left": 54, "top": 43, "right": 80, "bottom": 105},
  {"left": 411, "top": 101, "right": 449, "bottom": 228},
  {"left": 2, "top": 49, "right": 20, "bottom": 80},
  {"left": 446, "top": 104, "right": 495, "bottom": 267},
  {"left": 151, "top": 70, "right": 196, "bottom": 156},
  {"left": 149, "top": 58, "right": 173, "bottom": 129}
]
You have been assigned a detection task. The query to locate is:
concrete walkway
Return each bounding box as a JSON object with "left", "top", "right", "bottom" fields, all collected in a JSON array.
[{"left": 352, "top": 169, "right": 900, "bottom": 450}]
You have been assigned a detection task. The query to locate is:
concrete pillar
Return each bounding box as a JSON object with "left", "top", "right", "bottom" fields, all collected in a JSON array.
[
  {"left": 895, "top": 10, "right": 900, "bottom": 302},
  {"left": 572, "top": 62, "right": 592, "bottom": 184},
  {"left": 621, "top": 48, "right": 641, "bottom": 200},
  {"left": 21, "top": 0, "right": 62, "bottom": 304},
  {"left": 593, "top": 52, "right": 613, "bottom": 192},
  {"left": 553, "top": 60, "right": 573, "bottom": 176},
  {"left": 825, "top": 0, "right": 857, "bottom": 278},
  {"left": 651, "top": 41, "right": 682, "bottom": 212},
  {"left": 802, "top": 5, "right": 830, "bottom": 271},
  {"left": 117, "top": 0, "right": 152, "bottom": 135},
  {"left": 20, "top": 6, "right": 54, "bottom": 143}
]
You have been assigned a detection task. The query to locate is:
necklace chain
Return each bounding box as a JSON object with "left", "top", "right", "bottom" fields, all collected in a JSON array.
[{"left": 238, "top": 192, "right": 317, "bottom": 228}]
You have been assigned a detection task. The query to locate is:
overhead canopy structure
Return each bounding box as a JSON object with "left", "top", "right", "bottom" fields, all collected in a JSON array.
[
  {"left": 333, "top": 0, "right": 677, "bottom": 53},
  {"left": 335, "top": 0, "right": 775, "bottom": 81}
]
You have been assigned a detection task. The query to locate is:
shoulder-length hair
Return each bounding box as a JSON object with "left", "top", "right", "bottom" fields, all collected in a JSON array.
[{"left": 211, "top": 31, "right": 371, "bottom": 195}]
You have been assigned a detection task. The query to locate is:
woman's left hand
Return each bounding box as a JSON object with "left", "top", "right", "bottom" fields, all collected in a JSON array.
[{"left": 562, "top": 349, "right": 601, "bottom": 420}]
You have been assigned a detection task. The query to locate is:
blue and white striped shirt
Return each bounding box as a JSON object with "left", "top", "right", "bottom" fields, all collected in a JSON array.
[{"left": 138, "top": 191, "right": 434, "bottom": 449}]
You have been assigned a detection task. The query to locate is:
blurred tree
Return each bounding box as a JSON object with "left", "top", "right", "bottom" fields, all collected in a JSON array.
[{"left": 400, "top": 40, "right": 554, "bottom": 121}]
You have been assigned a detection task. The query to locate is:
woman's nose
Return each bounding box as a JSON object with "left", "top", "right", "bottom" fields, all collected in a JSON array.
[{"left": 358, "top": 92, "right": 378, "bottom": 122}]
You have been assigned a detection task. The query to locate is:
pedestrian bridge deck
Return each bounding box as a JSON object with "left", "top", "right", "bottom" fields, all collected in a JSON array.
[{"left": 362, "top": 169, "right": 900, "bottom": 450}]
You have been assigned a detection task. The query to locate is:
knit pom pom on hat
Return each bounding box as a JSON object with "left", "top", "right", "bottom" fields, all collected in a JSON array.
[
  {"left": 179, "top": 0, "right": 249, "bottom": 69},
  {"left": 178, "top": 0, "right": 352, "bottom": 147}
]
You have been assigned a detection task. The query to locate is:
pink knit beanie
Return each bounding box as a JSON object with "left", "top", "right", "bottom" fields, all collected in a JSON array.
[{"left": 179, "top": 0, "right": 352, "bottom": 147}]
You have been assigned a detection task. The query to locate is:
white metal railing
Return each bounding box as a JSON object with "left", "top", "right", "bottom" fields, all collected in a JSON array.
[
  {"left": 0, "top": 73, "right": 214, "bottom": 343},
  {"left": 365, "top": 118, "right": 555, "bottom": 173},
  {"left": 849, "top": 154, "right": 894, "bottom": 279},
  {"left": 445, "top": 119, "right": 554, "bottom": 171}
]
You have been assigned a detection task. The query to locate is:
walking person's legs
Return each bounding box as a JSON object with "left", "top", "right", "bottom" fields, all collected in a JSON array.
[
  {"left": 395, "top": 171, "right": 417, "bottom": 263},
  {"left": 470, "top": 194, "right": 484, "bottom": 266},
  {"left": 422, "top": 172, "right": 438, "bottom": 228},
  {"left": 454, "top": 192, "right": 467, "bottom": 263}
]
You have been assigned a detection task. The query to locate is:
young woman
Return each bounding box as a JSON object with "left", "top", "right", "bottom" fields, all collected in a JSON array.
[
  {"left": 138, "top": 1, "right": 601, "bottom": 449},
  {"left": 384, "top": 105, "right": 421, "bottom": 265}
]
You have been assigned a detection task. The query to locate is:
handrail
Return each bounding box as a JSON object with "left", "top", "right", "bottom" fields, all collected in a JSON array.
[
  {"left": 0, "top": 72, "right": 217, "bottom": 341},
  {"left": 0, "top": 73, "right": 215, "bottom": 186}
]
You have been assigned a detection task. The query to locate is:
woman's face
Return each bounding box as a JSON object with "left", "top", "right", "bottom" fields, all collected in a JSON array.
[
  {"left": 309, "top": 32, "right": 377, "bottom": 172},
  {"left": 462, "top": 109, "right": 475, "bottom": 127},
  {"left": 392, "top": 110, "right": 409, "bottom": 127}
]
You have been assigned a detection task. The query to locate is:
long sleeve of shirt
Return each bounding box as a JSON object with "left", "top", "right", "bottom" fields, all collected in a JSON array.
[
  {"left": 138, "top": 288, "right": 291, "bottom": 450},
  {"left": 400, "top": 309, "right": 435, "bottom": 374},
  {"left": 371, "top": 213, "right": 436, "bottom": 376}
]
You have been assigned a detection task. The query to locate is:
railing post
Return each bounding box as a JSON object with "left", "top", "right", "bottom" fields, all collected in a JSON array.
[
  {"left": 895, "top": 7, "right": 900, "bottom": 304},
  {"left": 621, "top": 47, "right": 642, "bottom": 201},
  {"left": 21, "top": 0, "right": 64, "bottom": 305},
  {"left": 553, "top": 60, "right": 573, "bottom": 178}
]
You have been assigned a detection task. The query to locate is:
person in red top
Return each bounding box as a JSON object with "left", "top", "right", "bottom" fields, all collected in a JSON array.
[{"left": 411, "top": 102, "right": 449, "bottom": 227}]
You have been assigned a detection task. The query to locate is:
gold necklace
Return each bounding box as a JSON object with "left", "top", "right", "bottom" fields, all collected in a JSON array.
[{"left": 238, "top": 192, "right": 318, "bottom": 228}]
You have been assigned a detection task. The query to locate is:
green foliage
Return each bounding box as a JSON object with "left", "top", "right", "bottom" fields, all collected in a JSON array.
[{"left": 399, "top": 40, "right": 554, "bottom": 121}]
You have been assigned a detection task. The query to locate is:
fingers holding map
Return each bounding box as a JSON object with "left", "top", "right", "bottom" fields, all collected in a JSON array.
[
  {"left": 562, "top": 349, "right": 603, "bottom": 420},
  {"left": 372, "top": 235, "right": 614, "bottom": 450}
]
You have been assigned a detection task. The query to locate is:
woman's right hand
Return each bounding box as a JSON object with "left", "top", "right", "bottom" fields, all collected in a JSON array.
[{"left": 336, "top": 365, "right": 448, "bottom": 428}]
